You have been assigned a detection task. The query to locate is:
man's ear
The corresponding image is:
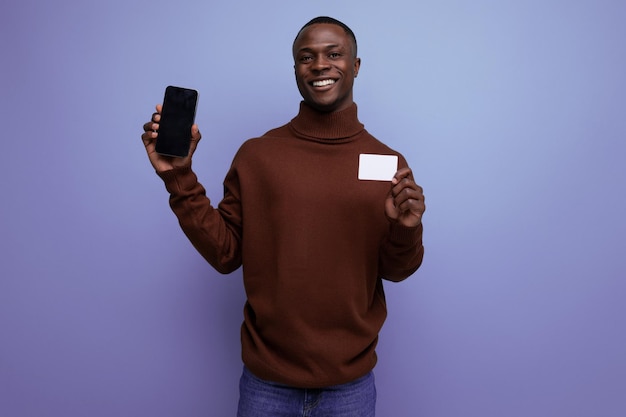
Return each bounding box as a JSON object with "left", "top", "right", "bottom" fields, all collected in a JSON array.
[{"left": 354, "top": 58, "right": 361, "bottom": 78}]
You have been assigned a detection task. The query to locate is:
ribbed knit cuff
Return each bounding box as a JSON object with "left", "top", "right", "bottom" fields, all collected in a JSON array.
[
  {"left": 388, "top": 222, "right": 423, "bottom": 244},
  {"left": 156, "top": 166, "right": 198, "bottom": 195}
]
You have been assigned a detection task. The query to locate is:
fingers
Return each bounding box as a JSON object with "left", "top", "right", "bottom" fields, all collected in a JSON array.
[
  {"left": 391, "top": 167, "right": 420, "bottom": 202},
  {"left": 142, "top": 121, "right": 158, "bottom": 135},
  {"left": 392, "top": 186, "right": 425, "bottom": 214},
  {"left": 143, "top": 106, "right": 162, "bottom": 131},
  {"left": 141, "top": 104, "right": 162, "bottom": 147},
  {"left": 389, "top": 167, "right": 426, "bottom": 221},
  {"left": 391, "top": 166, "right": 413, "bottom": 184},
  {"left": 140, "top": 104, "right": 202, "bottom": 166}
]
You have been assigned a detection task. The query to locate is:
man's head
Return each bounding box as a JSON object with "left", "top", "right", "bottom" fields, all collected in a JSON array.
[{"left": 292, "top": 17, "right": 361, "bottom": 113}]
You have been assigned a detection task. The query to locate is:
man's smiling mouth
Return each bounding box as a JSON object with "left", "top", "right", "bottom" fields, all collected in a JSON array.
[{"left": 311, "top": 79, "right": 336, "bottom": 87}]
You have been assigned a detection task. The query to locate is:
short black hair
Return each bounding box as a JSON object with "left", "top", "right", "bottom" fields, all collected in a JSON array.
[{"left": 293, "top": 16, "right": 358, "bottom": 57}]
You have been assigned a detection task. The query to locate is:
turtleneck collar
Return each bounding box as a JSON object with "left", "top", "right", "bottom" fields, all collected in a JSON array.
[{"left": 289, "top": 101, "right": 365, "bottom": 142}]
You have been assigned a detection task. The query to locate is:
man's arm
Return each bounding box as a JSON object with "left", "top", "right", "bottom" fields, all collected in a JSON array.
[
  {"left": 158, "top": 167, "right": 243, "bottom": 274},
  {"left": 141, "top": 105, "right": 243, "bottom": 274},
  {"left": 379, "top": 166, "right": 426, "bottom": 281}
]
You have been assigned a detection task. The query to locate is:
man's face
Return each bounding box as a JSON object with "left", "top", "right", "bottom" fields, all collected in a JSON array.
[{"left": 293, "top": 23, "right": 361, "bottom": 113}]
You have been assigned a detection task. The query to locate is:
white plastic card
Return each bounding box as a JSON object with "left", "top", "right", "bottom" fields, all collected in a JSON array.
[{"left": 358, "top": 154, "right": 398, "bottom": 181}]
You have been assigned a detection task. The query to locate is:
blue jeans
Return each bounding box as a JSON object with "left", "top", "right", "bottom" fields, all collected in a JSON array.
[{"left": 237, "top": 367, "right": 376, "bottom": 417}]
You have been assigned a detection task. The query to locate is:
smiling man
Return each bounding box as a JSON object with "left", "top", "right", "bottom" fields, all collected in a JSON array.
[{"left": 141, "top": 16, "right": 425, "bottom": 417}]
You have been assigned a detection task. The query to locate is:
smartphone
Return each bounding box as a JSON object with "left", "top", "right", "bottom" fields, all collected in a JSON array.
[{"left": 155, "top": 86, "right": 199, "bottom": 157}]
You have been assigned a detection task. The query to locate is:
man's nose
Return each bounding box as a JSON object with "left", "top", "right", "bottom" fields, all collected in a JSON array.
[{"left": 312, "top": 55, "right": 330, "bottom": 71}]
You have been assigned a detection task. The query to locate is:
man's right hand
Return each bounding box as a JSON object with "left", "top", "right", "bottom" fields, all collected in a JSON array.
[{"left": 141, "top": 104, "right": 202, "bottom": 173}]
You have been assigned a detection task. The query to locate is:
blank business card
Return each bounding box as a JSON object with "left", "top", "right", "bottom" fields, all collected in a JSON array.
[{"left": 358, "top": 154, "right": 398, "bottom": 181}]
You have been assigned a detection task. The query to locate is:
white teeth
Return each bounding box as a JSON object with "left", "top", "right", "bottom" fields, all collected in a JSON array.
[{"left": 312, "top": 79, "right": 335, "bottom": 87}]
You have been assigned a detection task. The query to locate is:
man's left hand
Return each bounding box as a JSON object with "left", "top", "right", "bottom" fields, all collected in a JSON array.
[{"left": 385, "top": 167, "right": 426, "bottom": 227}]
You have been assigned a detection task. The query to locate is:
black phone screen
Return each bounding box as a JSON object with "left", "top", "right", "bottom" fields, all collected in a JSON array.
[{"left": 155, "top": 86, "right": 198, "bottom": 158}]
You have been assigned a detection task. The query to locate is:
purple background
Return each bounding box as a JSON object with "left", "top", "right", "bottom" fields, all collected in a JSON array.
[{"left": 1, "top": 1, "right": 625, "bottom": 416}]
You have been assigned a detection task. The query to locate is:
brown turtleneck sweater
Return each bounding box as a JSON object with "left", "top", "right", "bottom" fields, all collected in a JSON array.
[{"left": 158, "top": 102, "right": 424, "bottom": 388}]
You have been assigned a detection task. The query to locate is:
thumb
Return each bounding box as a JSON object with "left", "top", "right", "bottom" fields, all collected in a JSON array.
[{"left": 188, "top": 124, "right": 202, "bottom": 156}]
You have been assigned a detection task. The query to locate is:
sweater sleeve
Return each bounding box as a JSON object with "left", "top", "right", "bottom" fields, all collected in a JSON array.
[
  {"left": 378, "top": 222, "right": 424, "bottom": 282},
  {"left": 157, "top": 165, "right": 243, "bottom": 274},
  {"left": 377, "top": 151, "right": 425, "bottom": 282}
]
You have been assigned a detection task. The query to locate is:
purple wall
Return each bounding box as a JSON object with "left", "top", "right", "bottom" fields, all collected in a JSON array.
[{"left": 1, "top": 1, "right": 625, "bottom": 416}]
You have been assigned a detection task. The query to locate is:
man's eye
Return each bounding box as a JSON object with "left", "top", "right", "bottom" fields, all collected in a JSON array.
[
  {"left": 329, "top": 53, "right": 341, "bottom": 58},
  {"left": 300, "top": 56, "right": 313, "bottom": 62}
]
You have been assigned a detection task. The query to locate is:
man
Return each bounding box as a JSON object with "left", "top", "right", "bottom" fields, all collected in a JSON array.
[{"left": 142, "top": 16, "right": 425, "bottom": 417}]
